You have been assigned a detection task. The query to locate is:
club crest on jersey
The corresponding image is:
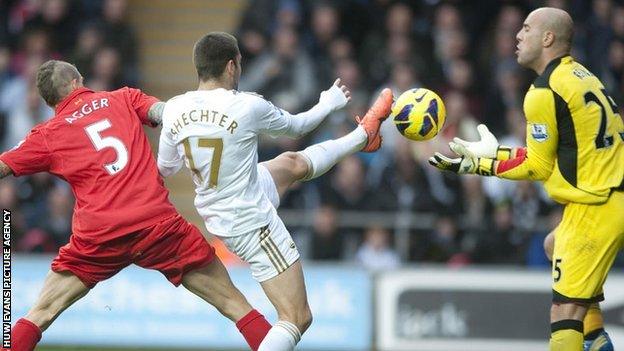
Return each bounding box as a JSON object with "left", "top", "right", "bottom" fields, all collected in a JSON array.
[{"left": 531, "top": 124, "right": 548, "bottom": 142}]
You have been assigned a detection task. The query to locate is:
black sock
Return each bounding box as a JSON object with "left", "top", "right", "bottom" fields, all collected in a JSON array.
[{"left": 585, "top": 328, "right": 605, "bottom": 341}]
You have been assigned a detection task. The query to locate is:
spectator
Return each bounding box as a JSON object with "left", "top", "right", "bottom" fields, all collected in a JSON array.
[
  {"left": 0, "top": 46, "right": 10, "bottom": 142},
  {"left": 416, "top": 215, "right": 468, "bottom": 265},
  {"left": 355, "top": 226, "right": 400, "bottom": 271},
  {"left": 371, "top": 137, "right": 437, "bottom": 213},
  {"left": 602, "top": 39, "right": 624, "bottom": 106},
  {"left": 314, "top": 36, "right": 356, "bottom": 89},
  {"left": 17, "top": 228, "right": 58, "bottom": 253},
  {"left": 433, "top": 3, "right": 467, "bottom": 68},
  {"left": 18, "top": 172, "right": 56, "bottom": 231},
  {"left": 333, "top": 58, "right": 366, "bottom": 103},
  {"left": 461, "top": 175, "right": 492, "bottom": 232},
  {"left": 443, "top": 59, "right": 482, "bottom": 120},
  {"left": 360, "top": 2, "right": 421, "bottom": 87},
  {"left": 483, "top": 63, "right": 526, "bottom": 134},
  {"left": 274, "top": 0, "right": 302, "bottom": 29},
  {"left": 86, "top": 47, "right": 124, "bottom": 91},
  {"left": 100, "top": 0, "right": 139, "bottom": 85},
  {"left": 309, "top": 204, "right": 343, "bottom": 260},
  {"left": 10, "top": 28, "right": 61, "bottom": 75},
  {"left": 512, "top": 181, "right": 548, "bottom": 235},
  {"left": 240, "top": 25, "right": 316, "bottom": 112},
  {"left": 327, "top": 37, "right": 354, "bottom": 63},
  {"left": 479, "top": 3, "right": 525, "bottom": 70},
  {"left": 70, "top": 23, "right": 104, "bottom": 80},
  {"left": 23, "top": 0, "right": 78, "bottom": 55},
  {"left": 238, "top": 27, "right": 269, "bottom": 68},
  {"left": 472, "top": 202, "right": 518, "bottom": 264},
  {"left": 307, "top": 1, "right": 340, "bottom": 58},
  {"left": 321, "top": 155, "right": 373, "bottom": 211},
  {"left": 612, "top": 5, "right": 624, "bottom": 40},
  {"left": 42, "top": 184, "right": 73, "bottom": 247},
  {"left": 584, "top": 0, "right": 613, "bottom": 72},
  {"left": 237, "top": 0, "right": 278, "bottom": 38},
  {"left": 0, "top": 46, "right": 10, "bottom": 84},
  {"left": 0, "top": 56, "right": 53, "bottom": 150}
]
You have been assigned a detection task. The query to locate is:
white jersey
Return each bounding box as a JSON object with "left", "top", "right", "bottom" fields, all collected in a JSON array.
[{"left": 158, "top": 88, "right": 294, "bottom": 237}]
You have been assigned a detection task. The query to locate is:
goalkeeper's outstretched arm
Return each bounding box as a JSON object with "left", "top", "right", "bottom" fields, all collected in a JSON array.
[
  {"left": 448, "top": 123, "right": 527, "bottom": 163},
  {"left": 430, "top": 89, "right": 557, "bottom": 180}
]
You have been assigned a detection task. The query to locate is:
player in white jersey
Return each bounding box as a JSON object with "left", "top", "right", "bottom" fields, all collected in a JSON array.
[{"left": 157, "top": 32, "right": 392, "bottom": 351}]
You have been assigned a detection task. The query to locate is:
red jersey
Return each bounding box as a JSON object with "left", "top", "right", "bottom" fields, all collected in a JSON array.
[{"left": 0, "top": 87, "right": 178, "bottom": 244}]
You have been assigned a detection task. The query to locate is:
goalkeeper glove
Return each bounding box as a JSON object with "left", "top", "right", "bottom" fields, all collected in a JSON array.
[
  {"left": 428, "top": 142, "right": 496, "bottom": 176},
  {"left": 450, "top": 124, "right": 513, "bottom": 160}
]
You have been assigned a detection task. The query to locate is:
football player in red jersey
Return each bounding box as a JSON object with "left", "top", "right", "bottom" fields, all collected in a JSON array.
[{"left": 2, "top": 60, "right": 271, "bottom": 351}]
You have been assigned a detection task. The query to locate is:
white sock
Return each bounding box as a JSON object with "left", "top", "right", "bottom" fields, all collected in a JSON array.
[
  {"left": 299, "top": 125, "right": 367, "bottom": 181},
  {"left": 258, "top": 320, "right": 301, "bottom": 351}
]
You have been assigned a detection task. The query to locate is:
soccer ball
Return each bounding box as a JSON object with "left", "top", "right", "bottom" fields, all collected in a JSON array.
[{"left": 391, "top": 88, "right": 446, "bottom": 141}]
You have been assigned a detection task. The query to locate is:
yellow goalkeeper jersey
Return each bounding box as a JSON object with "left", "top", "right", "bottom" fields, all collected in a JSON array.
[{"left": 496, "top": 55, "right": 624, "bottom": 204}]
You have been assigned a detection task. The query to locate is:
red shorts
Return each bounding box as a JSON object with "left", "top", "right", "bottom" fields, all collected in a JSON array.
[{"left": 51, "top": 214, "right": 214, "bottom": 288}]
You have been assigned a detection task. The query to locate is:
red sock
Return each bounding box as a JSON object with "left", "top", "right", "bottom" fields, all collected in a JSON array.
[
  {"left": 9, "top": 319, "right": 42, "bottom": 351},
  {"left": 235, "top": 309, "right": 272, "bottom": 351}
]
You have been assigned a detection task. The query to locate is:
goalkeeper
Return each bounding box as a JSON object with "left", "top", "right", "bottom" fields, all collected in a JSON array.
[{"left": 429, "top": 7, "right": 623, "bottom": 351}]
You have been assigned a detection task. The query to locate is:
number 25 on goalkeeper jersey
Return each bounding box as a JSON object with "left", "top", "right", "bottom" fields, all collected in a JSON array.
[{"left": 496, "top": 55, "right": 624, "bottom": 204}]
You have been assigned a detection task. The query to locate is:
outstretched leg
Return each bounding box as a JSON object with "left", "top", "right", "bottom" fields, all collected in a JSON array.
[
  {"left": 251, "top": 89, "right": 393, "bottom": 351},
  {"left": 261, "top": 88, "right": 394, "bottom": 198},
  {"left": 12, "top": 271, "right": 89, "bottom": 351}
]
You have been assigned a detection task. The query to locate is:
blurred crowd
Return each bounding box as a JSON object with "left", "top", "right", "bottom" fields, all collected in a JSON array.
[
  {"left": 1, "top": 0, "right": 623, "bottom": 270},
  {"left": 236, "top": 0, "right": 624, "bottom": 269}
]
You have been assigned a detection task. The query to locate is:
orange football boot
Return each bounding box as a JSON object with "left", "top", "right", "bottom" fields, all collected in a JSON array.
[{"left": 356, "top": 88, "right": 393, "bottom": 152}]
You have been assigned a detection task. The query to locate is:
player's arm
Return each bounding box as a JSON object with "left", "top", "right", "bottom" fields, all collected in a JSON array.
[
  {"left": 493, "top": 88, "right": 557, "bottom": 180},
  {"left": 0, "top": 128, "right": 52, "bottom": 178},
  {"left": 430, "top": 89, "right": 557, "bottom": 180},
  {"left": 147, "top": 101, "right": 165, "bottom": 126},
  {"left": 0, "top": 161, "right": 13, "bottom": 179},
  {"left": 124, "top": 87, "right": 163, "bottom": 127},
  {"left": 156, "top": 104, "right": 184, "bottom": 177},
  {"left": 157, "top": 129, "right": 183, "bottom": 177},
  {"left": 258, "top": 79, "right": 350, "bottom": 138}
]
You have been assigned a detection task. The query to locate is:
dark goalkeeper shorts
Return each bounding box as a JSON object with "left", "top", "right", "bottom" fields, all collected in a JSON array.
[{"left": 51, "top": 214, "right": 215, "bottom": 288}]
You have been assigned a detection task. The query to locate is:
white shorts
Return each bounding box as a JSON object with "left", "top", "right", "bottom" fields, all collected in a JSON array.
[{"left": 219, "top": 164, "right": 299, "bottom": 282}]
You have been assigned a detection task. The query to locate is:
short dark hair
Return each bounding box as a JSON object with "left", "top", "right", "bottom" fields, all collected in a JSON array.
[
  {"left": 36, "top": 60, "right": 82, "bottom": 106},
  {"left": 193, "top": 32, "right": 240, "bottom": 82}
]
